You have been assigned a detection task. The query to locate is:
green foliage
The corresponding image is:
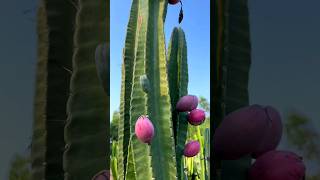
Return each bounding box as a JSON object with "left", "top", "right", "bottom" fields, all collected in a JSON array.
[
  {"left": 285, "top": 111, "right": 320, "bottom": 179},
  {"left": 111, "top": 111, "right": 120, "bottom": 141},
  {"left": 286, "top": 112, "right": 320, "bottom": 159},
  {"left": 111, "top": 141, "right": 118, "bottom": 180},
  {"left": 8, "top": 154, "right": 32, "bottom": 180},
  {"left": 199, "top": 96, "right": 210, "bottom": 113}
]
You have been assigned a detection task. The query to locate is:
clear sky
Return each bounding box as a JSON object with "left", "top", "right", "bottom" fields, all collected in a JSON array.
[
  {"left": 0, "top": 0, "right": 37, "bottom": 178},
  {"left": 248, "top": 0, "right": 320, "bottom": 174},
  {"left": 110, "top": 0, "right": 211, "bottom": 120}
]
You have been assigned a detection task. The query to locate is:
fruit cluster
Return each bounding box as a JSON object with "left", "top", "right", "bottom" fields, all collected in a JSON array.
[
  {"left": 135, "top": 95, "right": 206, "bottom": 157},
  {"left": 213, "top": 105, "right": 306, "bottom": 180}
]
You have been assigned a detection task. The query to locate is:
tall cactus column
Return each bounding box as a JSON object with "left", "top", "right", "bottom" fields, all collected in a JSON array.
[
  {"left": 63, "top": 0, "right": 108, "bottom": 179},
  {"left": 146, "top": 1, "right": 178, "bottom": 180},
  {"left": 31, "top": 2, "right": 48, "bottom": 179},
  {"left": 213, "top": 0, "right": 252, "bottom": 179},
  {"left": 31, "top": 0, "right": 77, "bottom": 179},
  {"left": 167, "top": 27, "right": 189, "bottom": 180}
]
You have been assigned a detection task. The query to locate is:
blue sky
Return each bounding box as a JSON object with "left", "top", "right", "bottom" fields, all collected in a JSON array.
[{"left": 110, "top": 0, "right": 211, "bottom": 120}]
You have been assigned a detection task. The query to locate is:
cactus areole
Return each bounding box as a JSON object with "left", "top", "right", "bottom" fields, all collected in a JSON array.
[
  {"left": 135, "top": 116, "right": 155, "bottom": 144},
  {"left": 184, "top": 140, "right": 200, "bottom": 157}
]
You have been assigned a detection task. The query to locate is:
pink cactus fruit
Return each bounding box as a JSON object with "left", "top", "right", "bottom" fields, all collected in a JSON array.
[
  {"left": 184, "top": 140, "right": 200, "bottom": 157},
  {"left": 213, "top": 104, "right": 269, "bottom": 160},
  {"left": 135, "top": 115, "right": 154, "bottom": 144},
  {"left": 91, "top": 170, "right": 110, "bottom": 180},
  {"left": 188, "top": 109, "right": 206, "bottom": 125},
  {"left": 252, "top": 106, "right": 283, "bottom": 158},
  {"left": 249, "top": 150, "right": 306, "bottom": 180},
  {"left": 176, "top": 95, "right": 198, "bottom": 112}
]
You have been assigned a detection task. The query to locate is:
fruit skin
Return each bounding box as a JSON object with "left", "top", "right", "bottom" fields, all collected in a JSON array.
[
  {"left": 135, "top": 116, "right": 155, "bottom": 144},
  {"left": 252, "top": 106, "right": 283, "bottom": 158},
  {"left": 249, "top": 150, "right": 306, "bottom": 180},
  {"left": 184, "top": 141, "right": 200, "bottom": 157},
  {"left": 176, "top": 95, "right": 198, "bottom": 112},
  {"left": 91, "top": 170, "right": 110, "bottom": 180},
  {"left": 213, "top": 104, "right": 269, "bottom": 160},
  {"left": 188, "top": 109, "right": 206, "bottom": 125},
  {"left": 168, "top": 0, "right": 180, "bottom": 5}
]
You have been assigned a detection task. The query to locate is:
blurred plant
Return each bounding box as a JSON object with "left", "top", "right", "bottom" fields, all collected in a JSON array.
[
  {"left": 285, "top": 111, "right": 320, "bottom": 160},
  {"left": 285, "top": 111, "right": 320, "bottom": 179},
  {"left": 111, "top": 141, "right": 118, "bottom": 180},
  {"left": 184, "top": 96, "right": 210, "bottom": 180},
  {"left": 8, "top": 154, "right": 32, "bottom": 180},
  {"left": 199, "top": 96, "right": 210, "bottom": 113},
  {"left": 111, "top": 111, "right": 120, "bottom": 141}
]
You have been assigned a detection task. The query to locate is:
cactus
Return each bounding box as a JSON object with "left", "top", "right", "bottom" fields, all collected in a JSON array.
[
  {"left": 31, "top": 3, "right": 48, "bottom": 179},
  {"left": 117, "top": 0, "right": 138, "bottom": 178},
  {"left": 63, "top": 0, "right": 108, "bottom": 180},
  {"left": 213, "top": 0, "right": 252, "bottom": 179},
  {"left": 204, "top": 128, "right": 210, "bottom": 178},
  {"left": 167, "top": 27, "right": 189, "bottom": 180},
  {"left": 31, "top": 0, "right": 77, "bottom": 179},
  {"left": 116, "top": 0, "right": 195, "bottom": 178},
  {"left": 32, "top": 0, "right": 109, "bottom": 179}
]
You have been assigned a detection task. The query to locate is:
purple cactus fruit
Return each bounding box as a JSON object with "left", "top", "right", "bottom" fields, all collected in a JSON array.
[
  {"left": 252, "top": 106, "right": 283, "bottom": 158},
  {"left": 135, "top": 115, "right": 154, "bottom": 144},
  {"left": 168, "top": 0, "right": 180, "bottom": 5},
  {"left": 249, "top": 150, "right": 305, "bottom": 180},
  {"left": 213, "top": 104, "right": 269, "bottom": 160},
  {"left": 184, "top": 140, "right": 200, "bottom": 157},
  {"left": 92, "top": 170, "right": 110, "bottom": 180},
  {"left": 176, "top": 95, "right": 198, "bottom": 112},
  {"left": 188, "top": 109, "right": 206, "bottom": 125}
]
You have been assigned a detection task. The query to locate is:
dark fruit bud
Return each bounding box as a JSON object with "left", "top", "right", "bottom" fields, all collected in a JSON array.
[
  {"left": 213, "top": 105, "right": 269, "bottom": 160},
  {"left": 92, "top": 170, "right": 110, "bottom": 180},
  {"left": 249, "top": 151, "right": 305, "bottom": 180},
  {"left": 252, "top": 106, "right": 283, "bottom": 158},
  {"left": 168, "top": 0, "right": 180, "bottom": 5}
]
